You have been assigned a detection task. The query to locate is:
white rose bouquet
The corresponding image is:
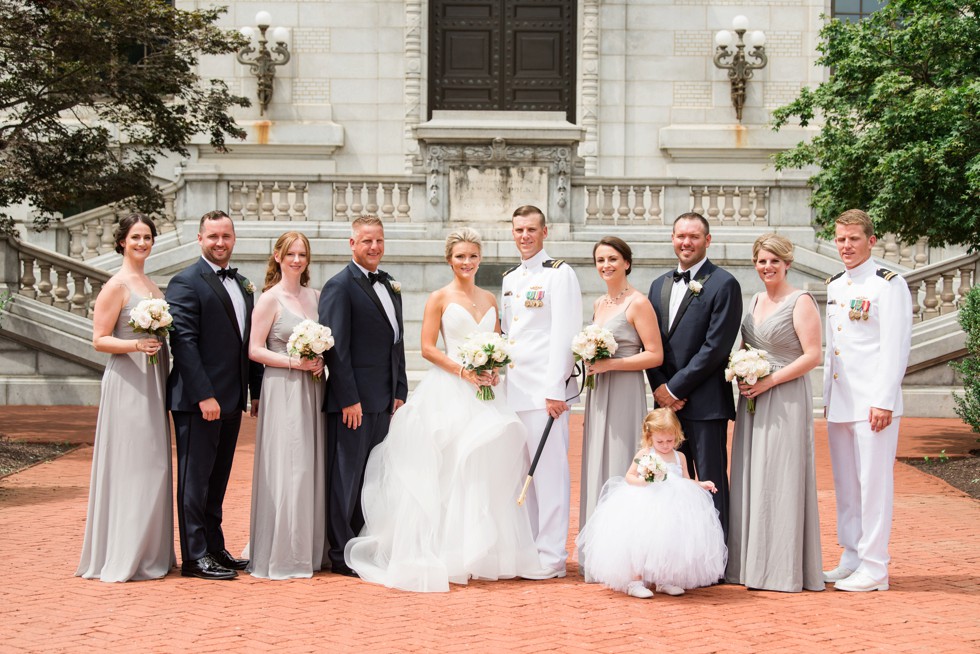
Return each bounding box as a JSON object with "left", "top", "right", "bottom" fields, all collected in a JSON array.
[
  {"left": 724, "top": 345, "right": 772, "bottom": 414},
  {"left": 128, "top": 298, "right": 173, "bottom": 365},
  {"left": 571, "top": 325, "right": 619, "bottom": 389},
  {"left": 634, "top": 452, "right": 668, "bottom": 483},
  {"left": 287, "top": 319, "right": 335, "bottom": 379},
  {"left": 457, "top": 331, "right": 511, "bottom": 401}
]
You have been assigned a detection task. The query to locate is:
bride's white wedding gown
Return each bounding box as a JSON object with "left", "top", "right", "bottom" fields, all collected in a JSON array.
[{"left": 345, "top": 303, "right": 544, "bottom": 592}]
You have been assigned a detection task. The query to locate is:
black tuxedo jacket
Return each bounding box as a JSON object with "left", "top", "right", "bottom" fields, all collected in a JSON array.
[
  {"left": 166, "top": 257, "right": 263, "bottom": 415},
  {"left": 319, "top": 262, "right": 408, "bottom": 414},
  {"left": 646, "top": 259, "right": 742, "bottom": 421}
]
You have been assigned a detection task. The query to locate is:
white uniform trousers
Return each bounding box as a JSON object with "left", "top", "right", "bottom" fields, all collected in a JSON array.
[
  {"left": 517, "top": 408, "right": 570, "bottom": 572},
  {"left": 827, "top": 418, "right": 900, "bottom": 581}
]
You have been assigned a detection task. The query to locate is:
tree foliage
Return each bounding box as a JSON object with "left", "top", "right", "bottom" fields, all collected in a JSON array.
[
  {"left": 772, "top": 0, "right": 980, "bottom": 248},
  {"left": 951, "top": 285, "right": 980, "bottom": 432},
  {"left": 0, "top": 0, "right": 249, "bottom": 231}
]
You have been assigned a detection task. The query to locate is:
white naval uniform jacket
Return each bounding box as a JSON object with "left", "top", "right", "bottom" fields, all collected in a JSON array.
[
  {"left": 501, "top": 249, "right": 583, "bottom": 412},
  {"left": 823, "top": 257, "right": 912, "bottom": 423}
]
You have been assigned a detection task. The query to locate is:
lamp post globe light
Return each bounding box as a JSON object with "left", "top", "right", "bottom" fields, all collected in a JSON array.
[
  {"left": 713, "top": 15, "right": 768, "bottom": 122},
  {"left": 236, "top": 11, "right": 291, "bottom": 116}
]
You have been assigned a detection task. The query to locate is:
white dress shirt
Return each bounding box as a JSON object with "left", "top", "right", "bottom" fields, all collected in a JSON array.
[
  {"left": 203, "top": 257, "right": 246, "bottom": 337},
  {"left": 669, "top": 256, "right": 708, "bottom": 329},
  {"left": 353, "top": 261, "right": 400, "bottom": 343}
]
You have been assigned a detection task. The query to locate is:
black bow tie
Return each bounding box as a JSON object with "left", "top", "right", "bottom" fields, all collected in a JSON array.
[
  {"left": 217, "top": 267, "right": 238, "bottom": 280},
  {"left": 672, "top": 270, "right": 691, "bottom": 284},
  {"left": 368, "top": 270, "right": 387, "bottom": 285}
]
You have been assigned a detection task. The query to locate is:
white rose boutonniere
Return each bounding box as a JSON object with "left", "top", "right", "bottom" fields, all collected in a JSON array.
[
  {"left": 389, "top": 280, "right": 401, "bottom": 294},
  {"left": 688, "top": 279, "right": 703, "bottom": 296},
  {"left": 241, "top": 277, "right": 256, "bottom": 295}
]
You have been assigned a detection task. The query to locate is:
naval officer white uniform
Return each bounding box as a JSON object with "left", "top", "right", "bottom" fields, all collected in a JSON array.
[
  {"left": 823, "top": 213, "right": 911, "bottom": 592},
  {"left": 502, "top": 208, "right": 582, "bottom": 576}
]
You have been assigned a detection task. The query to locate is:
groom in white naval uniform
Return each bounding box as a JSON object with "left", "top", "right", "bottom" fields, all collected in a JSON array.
[
  {"left": 823, "top": 209, "right": 911, "bottom": 592},
  {"left": 502, "top": 205, "right": 582, "bottom": 578}
]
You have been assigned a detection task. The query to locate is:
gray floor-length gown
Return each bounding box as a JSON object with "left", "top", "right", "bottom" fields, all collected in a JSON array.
[
  {"left": 579, "top": 302, "right": 649, "bottom": 529},
  {"left": 76, "top": 290, "right": 176, "bottom": 582},
  {"left": 246, "top": 300, "right": 327, "bottom": 579},
  {"left": 725, "top": 290, "right": 823, "bottom": 592}
]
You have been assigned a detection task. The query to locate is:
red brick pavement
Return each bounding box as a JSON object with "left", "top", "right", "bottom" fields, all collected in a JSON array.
[{"left": 0, "top": 407, "right": 978, "bottom": 653}]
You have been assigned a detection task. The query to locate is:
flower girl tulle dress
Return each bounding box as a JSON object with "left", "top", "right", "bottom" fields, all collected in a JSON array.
[
  {"left": 576, "top": 450, "right": 727, "bottom": 593},
  {"left": 345, "top": 303, "right": 544, "bottom": 592}
]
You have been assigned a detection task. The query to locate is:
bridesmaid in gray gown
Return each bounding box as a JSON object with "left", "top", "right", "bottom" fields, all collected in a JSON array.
[
  {"left": 76, "top": 214, "right": 176, "bottom": 582},
  {"left": 726, "top": 233, "right": 824, "bottom": 592},
  {"left": 245, "top": 231, "right": 327, "bottom": 579},
  {"left": 579, "top": 237, "right": 663, "bottom": 537}
]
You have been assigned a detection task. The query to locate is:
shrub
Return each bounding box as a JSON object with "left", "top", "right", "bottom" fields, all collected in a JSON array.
[{"left": 951, "top": 285, "right": 980, "bottom": 432}]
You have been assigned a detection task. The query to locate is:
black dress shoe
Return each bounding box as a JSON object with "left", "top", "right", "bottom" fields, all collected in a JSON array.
[
  {"left": 332, "top": 565, "right": 359, "bottom": 578},
  {"left": 181, "top": 555, "right": 238, "bottom": 580},
  {"left": 209, "top": 549, "right": 249, "bottom": 571}
]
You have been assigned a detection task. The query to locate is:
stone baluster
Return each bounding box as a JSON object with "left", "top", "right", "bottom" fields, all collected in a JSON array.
[
  {"left": 898, "top": 239, "right": 913, "bottom": 267},
  {"left": 882, "top": 233, "right": 899, "bottom": 263},
  {"left": 906, "top": 279, "right": 922, "bottom": 322},
  {"left": 84, "top": 219, "right": 101, "bottom": 259},
  {"left": 350, "top": 184, "right": 365, "bottom": 216},
  {"left": 957, "top": 264, "right": 975, "bottom": 308},
  {"left": 754, "top": 187, "right": 769, "bottom": 224},
  {"left": 276, "top": 182, "right": 292, "bottom": 220},
  {"left": 293, "top": 182, "right": 308, "bottom": 220},
  {"left": 381, "top": 183, "right": 395, "bottom": 220},
  {"left": 737, "top": 188, "right": 752, "bottom": 225},
  {"left": 229, "top": 181, "right": 245, "bottom": 221},
  {"left": 100, "top": 212, "right": 117, "bottom": 255},
  {"left": 88, "top": 279, "right": 103, "bottom": 319},
  {"left": 365, "top": 183, "right": 380, "bottom": 216},
  {"left": 939, "top": 271, "right": 957, "bottom": 314},
  {"left": 161, "top": 194, "right": 176, "bottom": 233},
  {"left": 921, "top": 276, "right": 940, "bottom": 320},
  {"left": 52, "top": 266, "right": 70, "bottom": 310},
  {"left": 721, "top": 187, "right": 736, "bottom": 224},
  {"left": 649, "top": 187, "right": 663, "bottom": 224},
  {"left": 691, "top": 186, "right": 705, "bottom": 216},
  {"left": 70, "top": 271, "right": 88, "bottom": 316},
  {"left": 871, "top": 235, "right": 885, "bottom": 259},
  {"left": 36, "top": 262, "right": 53, "bottom": 305},
  {"left": 244, "top": 182, "right": 259, "bottom": 221},
  {"left": 706, "top": 187, "right": 721, "bottom": 222},
  {"left": 616, "top": 186, "right": 630, "bottom": 224},
  {"left": 19, "top": 254, "right": 37, "bottom": 298},
  {"left": 632, "top": 186, "right": 646, "bottom": 223},
  {"left": 334, "top": 183, "right": 350, "bottom": 221},
  {"left": 68, "top": 225, "right": 84, "bottom": 260},
  {"left": 913, "top": 238, "right": 928, "bottom": 268},
  {"left": 259, "top": 183, "right": 275, "bottom": 220},
  {"left": 585, "top": 186, "right": 599, "bottom": 223},
  {"left": 396, "top": 184, "right": 411, "bottom": 222},
  {"left": 600, "top": 186, "right": 615, "bottom": 223}
]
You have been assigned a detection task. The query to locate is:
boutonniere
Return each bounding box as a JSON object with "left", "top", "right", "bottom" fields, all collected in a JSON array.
[
  {"left": 688, "top": 279, "right": 704, "bottom": 296},
  {"left": 389, "top": 279, "right": 401, "bottom": 294},
  {"left": 240, "top": 277, "right": 255, "bottom": 295}
]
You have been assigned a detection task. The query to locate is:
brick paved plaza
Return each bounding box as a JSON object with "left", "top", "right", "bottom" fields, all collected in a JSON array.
[{"left": 1, "top": 406, "right": 977, "bottom": 652}]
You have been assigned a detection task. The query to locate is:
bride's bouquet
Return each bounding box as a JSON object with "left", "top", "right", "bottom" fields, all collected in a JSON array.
[
  {"left": 457, "top": 331, "right": 511, "bottom": 401},
  {"left": 287, "top": 319, "right": 335, "bottom": 379},
  {"left": 634, "top": 452, "right": 668, "bottom": 483},
  {"left": 724, "top": 345, "right": 772, "bottom": 414},
  {"left": 571, "top": 325, "right": 619, "bottom": 389},
  {"left": 128, "top": 298, "right": 173, "bottom": 365}
]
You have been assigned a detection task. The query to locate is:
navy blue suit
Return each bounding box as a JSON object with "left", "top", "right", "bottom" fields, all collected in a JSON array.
[
  {"left": 167, "top": 257, "right": 263, "bottom": 563},
  {"left": 319, "top": 262, "right": 407, "bottom": 571},
  {"left": 646, "top": 259, "right": 742, "bottom": 536}
]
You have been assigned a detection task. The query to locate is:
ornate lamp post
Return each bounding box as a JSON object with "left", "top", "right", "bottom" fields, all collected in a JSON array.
[
  {"left": 237, "top": 11, "right": 290, "bottom": 116},
  {"left": 713, "top": 15, "right": 768, "bottom": 123}
]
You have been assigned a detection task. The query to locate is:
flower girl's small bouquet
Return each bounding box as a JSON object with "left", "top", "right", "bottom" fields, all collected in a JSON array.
[
  {"left": 128, "top": 298, "right": 173, "bottom": 365},
  {"left": 571, "top": 325, "right": 619, "bottom": 389},
  {"left": 457, "top": 331, "right": 511, "bottom": 401},
  {"left": 634, "top": 452, "right": 669, "bottom": 483},
  {"left": 287, "top": 319, "right": 335, "bottom": 379},
  {"left": 724, "top": 346, "right": 772, "bottom": 414}
]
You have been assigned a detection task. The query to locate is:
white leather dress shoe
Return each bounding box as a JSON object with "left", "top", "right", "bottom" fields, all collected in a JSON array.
[
  {"left": 655, "top": 583, "right": 685, "bottom": 596},
  {"left": 834, "top": 571, "right": 888, "bottom": 592},
  {"left": 822, "top": 565, "right": 855, "bottom": 583},
  {"left": 520, "top": 567, "right": 566, "bottom": 580},
  {"left": 626, "top": 581, "right": 654, "bottom": 599}
]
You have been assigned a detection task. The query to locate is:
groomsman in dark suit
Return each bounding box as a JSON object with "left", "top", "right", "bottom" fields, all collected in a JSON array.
[
  {"left": 319, "top": 215, "right": 408, "bottom": 576},
  {"left": 167, "top": 210, "right": 263, "bottom": 580},
  {"left": 646, "top": 212, "right": 742, "bottom": 536}
]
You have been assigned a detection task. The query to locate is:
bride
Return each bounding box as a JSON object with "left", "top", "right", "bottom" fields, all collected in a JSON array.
[{"left": 345, "top": 227, "right": 548, "bottom": 592}]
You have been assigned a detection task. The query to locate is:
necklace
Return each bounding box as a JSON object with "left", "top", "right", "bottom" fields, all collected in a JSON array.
[{"left": 603, "top": 285, "right": 631, "bottom": 306}]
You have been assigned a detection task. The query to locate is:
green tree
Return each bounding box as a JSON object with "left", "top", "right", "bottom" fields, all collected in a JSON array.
[
  {"left": 952, "top": 285, "right": 980, "bottom": 432},
  {"left": 771, "top": 0, "right": 980, "bottom": 248},
  {"left": 0, "top": 0, "right": 249, "bottom": 232}
]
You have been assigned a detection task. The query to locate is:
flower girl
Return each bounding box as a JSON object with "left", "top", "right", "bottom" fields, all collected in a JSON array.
[{"left": 575, "top": 408, "right": 727, "bottom": 598}]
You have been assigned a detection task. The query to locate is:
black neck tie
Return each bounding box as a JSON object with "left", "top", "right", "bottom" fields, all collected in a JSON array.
[
  {"left": 368, "top": 271, "right": 386, "bottom": 285},
  {"left": 672, "top": 269, "right": 691, "bottom": 284},
  {"left": 217, "top": 267, "right": 238, "bottom": 280}
]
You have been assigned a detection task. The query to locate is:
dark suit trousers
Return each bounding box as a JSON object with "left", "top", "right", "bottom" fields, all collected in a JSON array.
[
  {"left": 677, "top": 417, "right": 730, "bottom": 539},
  {"left": 172, "top": 410, "right": 242, "bottom": 562},
  {"left": 326, "top": 410, "right": 391, "bottom": 571}
]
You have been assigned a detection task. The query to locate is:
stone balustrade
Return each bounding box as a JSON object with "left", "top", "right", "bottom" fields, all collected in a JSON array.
[
  {"left": 579, "top": 180, "right": 770, "bottom": 226},
  {"left": 904, "top": 252, "right": 980, "bottom": 322},
  {"left": 873, "top": 233, "right": 929, "bottom": 269},
  {"left": 60, "top": 184, "right": 178, "bottom": 261},
  {"left": 10, "top": 236, "right": 110, "bottom": 318}
]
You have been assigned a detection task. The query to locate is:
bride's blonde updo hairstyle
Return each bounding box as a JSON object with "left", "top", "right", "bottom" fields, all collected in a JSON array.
[
  {"left": 264, "top": 231, "right": 312, "bottom": 291},
  {"left": 444, "top": 227, "right": 483, "bottom": 262}
]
